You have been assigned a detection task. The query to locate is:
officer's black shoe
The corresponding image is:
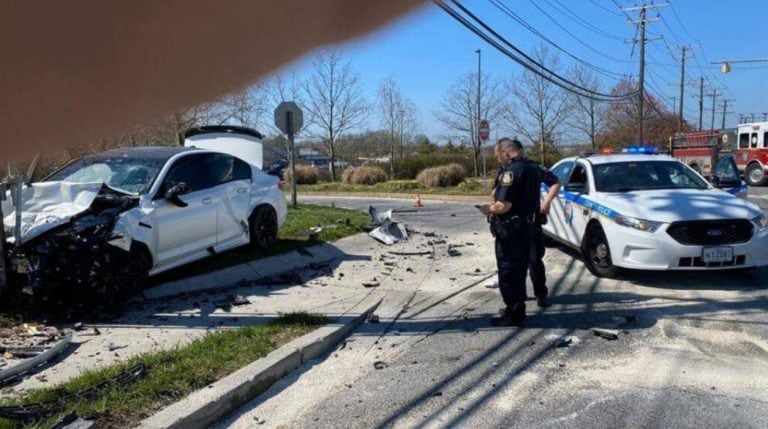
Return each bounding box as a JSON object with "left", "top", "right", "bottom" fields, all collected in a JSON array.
[
  {"left": 491, "top": 304, "right": 526, "bottom": 327},
  {"left": 536, "top": 296, "right": 551, "bottom": 308}
]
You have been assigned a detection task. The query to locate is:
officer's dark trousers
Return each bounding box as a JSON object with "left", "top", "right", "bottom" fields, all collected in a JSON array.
[
  {"left": 529, "top": 224, "right": 548, "bottom": 299},
  {"left": 495, "top": 223, "right": 531, "bottom": 310}
]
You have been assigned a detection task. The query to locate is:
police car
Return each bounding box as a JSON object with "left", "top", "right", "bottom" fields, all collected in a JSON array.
[{"left": 543, "top": 147, "right": 768, "bottom": 277}]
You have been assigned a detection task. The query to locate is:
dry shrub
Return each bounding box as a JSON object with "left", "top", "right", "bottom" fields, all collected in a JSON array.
[
  {"left": 416, "top": 163, "right": 466, "bottom": 188},
  {"left": 283, "top": 165, "right": 321, "bottom": 185},
  {"left": 342, "top": 166, "right": 387, "bottom": 185}
]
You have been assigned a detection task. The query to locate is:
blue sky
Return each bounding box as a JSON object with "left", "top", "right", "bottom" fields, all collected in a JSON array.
[{"left": 272, "top": 0, "right": 767, "bottom": 141}]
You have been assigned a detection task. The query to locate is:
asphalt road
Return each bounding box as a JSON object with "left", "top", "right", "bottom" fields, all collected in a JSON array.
[{"left": 219, "top": 194, "right": 768, "bottom": 429}]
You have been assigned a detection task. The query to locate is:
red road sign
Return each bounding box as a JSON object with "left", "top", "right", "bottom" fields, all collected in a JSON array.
[{"left": 479, "top": 120, "right": 490, "bottom": 140}]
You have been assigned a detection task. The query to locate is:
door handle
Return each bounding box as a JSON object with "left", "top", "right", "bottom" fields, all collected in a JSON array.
[{"left": 202, "top": 197, "right": 213, "bottom": 205}]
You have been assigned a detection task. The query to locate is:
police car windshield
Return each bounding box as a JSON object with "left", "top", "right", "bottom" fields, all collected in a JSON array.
[{"left": 594, "top": 161, "right": 709, "bottom": 192}]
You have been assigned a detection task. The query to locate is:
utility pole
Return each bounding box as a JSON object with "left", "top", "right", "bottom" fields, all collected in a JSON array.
[
  {"left": 705, "top": 88, "right": 726, "bottom": 130},
  {"left": 698, "top": 76, "right": 704, "bottom": 130},
  {"left": 720, "top": 99, "right": 735, "bottom": 129},
  {"left": 623, "top": 3, "right": 668, "bottom": 144},
  {"left": 476, "top": 48, "right": 487, "bottom": 182},
  {"left": 677, "top": 46, "right": 687, "bottom": 132}
]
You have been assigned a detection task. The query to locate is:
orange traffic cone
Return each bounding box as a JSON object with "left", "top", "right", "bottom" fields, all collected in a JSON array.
[{"left": 414, "top": 194, "right": 423, "bottom": 208}]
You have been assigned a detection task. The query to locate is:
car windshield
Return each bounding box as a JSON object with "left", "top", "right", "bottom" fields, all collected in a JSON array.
[
  {"left": 594, "top": 161, "right": 709, "bottom": 192},
  {"left": 45, "top": 155, "right": 165, "bottom": 194}
]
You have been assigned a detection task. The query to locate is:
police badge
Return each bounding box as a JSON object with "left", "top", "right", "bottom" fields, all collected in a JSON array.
[{"left": 501, "top": 171, "right": 513, "bottom": 185}]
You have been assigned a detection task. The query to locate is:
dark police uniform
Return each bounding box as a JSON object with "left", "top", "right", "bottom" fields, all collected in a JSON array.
[
  {"left": 528, "top": 160, "right": 560, "bottom": 301},
  {"left": 491, "top": 155, "right": 540, "bottom": 321}
]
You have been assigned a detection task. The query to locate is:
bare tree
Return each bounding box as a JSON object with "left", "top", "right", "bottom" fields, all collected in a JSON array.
[
  {"left": 378, "top": 76, "right": 419, "bottom": 178},
  {"left": 301, "top": 49, "right": 369, "bottom": 181},
  {"left": 506, "top": 45, "right": 571, "bottom": 164},
  {"left": 216, "top": 85, "right": 269, "bottom": 130},
  {"left": 568, "top": 64, "right": 606, "bottom": 149},
  {"left": 435, "top": 72, "right": 505, "bottom": 176}
]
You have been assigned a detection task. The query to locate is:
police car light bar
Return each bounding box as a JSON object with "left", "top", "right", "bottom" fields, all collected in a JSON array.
[{"left": 621, "top": 146, "right": 658, "bottom": 154}]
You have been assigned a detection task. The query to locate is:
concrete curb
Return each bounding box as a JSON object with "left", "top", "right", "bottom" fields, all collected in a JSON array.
[
  {"left": 143, "top": 241, "right": 349, "bottom": 301},
  {"left": 300, "top": 191, "right": 484, "bottom": 203},
  {"left": 138, "top": 300, "right": 380, "bottom": 429}
]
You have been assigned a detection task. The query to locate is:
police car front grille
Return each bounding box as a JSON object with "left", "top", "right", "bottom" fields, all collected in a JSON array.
[{"left": 666, "top": 220, "right": 754, "bottom": 245}]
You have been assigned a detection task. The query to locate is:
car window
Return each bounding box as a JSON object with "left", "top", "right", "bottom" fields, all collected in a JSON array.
[
  {"left": 568, "top": 164, "right": 588, "bottom": 185},
  {"left": 233, "top": 158, "right": 252, "bottom": 181},
  {"left": 739, "top": 133, "right": 750, "bottom": 149},
  {"left": 551, "top": 161, "right": 574, "bottom": 183},
  {"left": 162, "top": 155, "right": 216, "bottom": 193},
  {"left": 45, "top": 156, "right": 164, "bottom": 195},
  {"left": 714, "top": 157, "right": 739, "bottom": 183},
  {"left": 206, "top": 154, "right": 235, "bottom": 185},
  {"left": 751, "top": 133, "right": 758, "bottom": 149},
  {"left": 594, "top": 161, "right": 708, "bottom": 192}
]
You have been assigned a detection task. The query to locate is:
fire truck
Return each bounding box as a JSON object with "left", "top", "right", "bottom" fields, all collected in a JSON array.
[{"left": 670, "top": 121, "right": 768, "bottom": 186}]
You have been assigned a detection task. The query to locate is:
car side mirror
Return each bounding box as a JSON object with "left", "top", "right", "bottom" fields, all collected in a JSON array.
[
  {"left": 710, "top": 176, "right": 721, "bottom": 187},
  {"left": 165, "top": 182, "right": 191, "bottom": 207},
  {"left": 565, "top": 182, "right": 587, "bottom": 193}
]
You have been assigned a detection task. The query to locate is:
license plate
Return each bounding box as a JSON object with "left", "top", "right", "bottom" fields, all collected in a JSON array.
[{"left": 702, "top": 247, "right": 733, "bottom": 263}]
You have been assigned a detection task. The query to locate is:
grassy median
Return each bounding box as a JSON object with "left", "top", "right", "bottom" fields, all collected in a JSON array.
[
  {"left": 153, "top": 203, "right": 369, "bottom": 282},
  {"left": 0, "top": 313, "right": 327, "bottom": 429},
  {"left": 298, "top": 179, "right": 489, "bottom": 196}
]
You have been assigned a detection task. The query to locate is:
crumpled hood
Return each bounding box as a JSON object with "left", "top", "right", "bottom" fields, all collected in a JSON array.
[
  {"left": 598, "top": 188, "right": 763, "bottom": 223},
  {"left": 2, "top": 182, "right": 104, "bottom": 245}
]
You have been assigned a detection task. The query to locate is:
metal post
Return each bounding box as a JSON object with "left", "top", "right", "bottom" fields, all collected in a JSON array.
[
  {"left": 287, "top": 112, "right": 297, "bottom": 209},
  {"left": 698, "top": 77, "right": 704, "bottom": 130},
  {"left": 710, "top": 88, "right": 717, "bottom": 131},
  {"left": 678, "top": 46, "right": 686, "bottom": 132},
  {"left": 0, "top": 184, "right": 6, "bottom": 294},
  {"left": 638, "top": 6, "right": 646, "bottom": 144},
  {"left": 721, "top": 100, "right": 728, "bottom": 129}
]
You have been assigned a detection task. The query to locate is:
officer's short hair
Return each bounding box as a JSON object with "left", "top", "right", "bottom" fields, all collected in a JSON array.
[{"left": 496, "top": 137, "right": 523, "bottom": 152}]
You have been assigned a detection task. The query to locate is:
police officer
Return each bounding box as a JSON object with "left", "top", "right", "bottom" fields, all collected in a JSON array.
[
  {"left": 528, "top": 159, "right": 561, "bottom": 308},
  {"left": 479, "top": 138, "right": 540, "bottom": 326}
]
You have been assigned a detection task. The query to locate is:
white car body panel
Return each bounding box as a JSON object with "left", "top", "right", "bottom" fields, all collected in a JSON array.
[
  {"left": 185, "top": 132, "right": 263, "bottom": 169},
  {"left": 543, "top": 154, "right": 768, "bottom": 271}
]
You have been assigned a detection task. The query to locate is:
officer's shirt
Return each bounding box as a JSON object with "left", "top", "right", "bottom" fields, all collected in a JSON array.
[{"left": 493, "top": 156, "right": 540, "bottom": 220}]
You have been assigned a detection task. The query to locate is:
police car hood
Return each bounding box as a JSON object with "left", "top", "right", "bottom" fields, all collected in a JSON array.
[{"left": 598, "top": 188, "right": 762, "bottom": 223}]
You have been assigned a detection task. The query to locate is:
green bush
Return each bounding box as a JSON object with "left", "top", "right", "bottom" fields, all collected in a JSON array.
[
  {"left": 416, "top": 163, "right": 467, "bottom": 188},
  {"left": 378, "top": 180, "right": 422, "bottom": 192},
  {"left": 394, "top": 154, "right": 476, "bottom": 180},
  {"left": 341, "top": 166, "right": 387, "bottom": 185}
]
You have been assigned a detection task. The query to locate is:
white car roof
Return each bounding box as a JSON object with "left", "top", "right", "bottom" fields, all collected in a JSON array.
[{"left": 562, "top": 154, "right": 677, "bottom": 165}]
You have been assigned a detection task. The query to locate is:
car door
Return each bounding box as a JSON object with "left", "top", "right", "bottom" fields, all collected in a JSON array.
[
  {"left": 208, "top": 154, "right": 253, "bottom": 248},
  {"left": 545, "top": 161, "right": 574, "bottom": 243},
  {"left": 562, "top": 161, "right": 591, "bottom": 246},
  {"left": 151, "top": 154, "right": 219, "bottom": 266},
  {"left": 713, "top": 155, "right": 747, "bottom": 198}
]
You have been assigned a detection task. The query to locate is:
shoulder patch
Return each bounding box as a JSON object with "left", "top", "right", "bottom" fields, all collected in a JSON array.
[{"left": 502, "top": 171, "right": 514, "bottom": 185}]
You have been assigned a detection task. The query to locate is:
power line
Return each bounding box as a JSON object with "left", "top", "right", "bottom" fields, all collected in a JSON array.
[
  {"left": 526, "top": 0, "right": 634, "bottom": 64},
  {"left": 542, "top": 0, "right": 626, "bottom": 41},
  {"left": 434, "top": 0, "right": 636, "bottom": 101},
  {"left": 487, "top": 0, "right": 626, "bottom": 80},
  {"left": 588, "top": 0, "right": 624, "bottom": 17}
]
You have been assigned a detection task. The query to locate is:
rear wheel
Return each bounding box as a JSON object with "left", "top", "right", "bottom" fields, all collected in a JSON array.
[
  {"left": 582, "top": 224, "right": 620, "bottom": 278},
  {"left": 746, "top": 163, "right": 767, "bottom": 186},
  {"left": 249, "top": 206, "right": 278, "bottom": 249}
]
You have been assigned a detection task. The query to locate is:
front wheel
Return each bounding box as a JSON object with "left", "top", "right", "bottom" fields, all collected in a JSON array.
[
  {"left": 746, "top": 163, "right": 767, "bottom": 186},
  {"left": 582, "top": 224, "right": 620, "bottom": 278},
  {"left": 249, "top": 206, "right": 278, "bottom": 249}
]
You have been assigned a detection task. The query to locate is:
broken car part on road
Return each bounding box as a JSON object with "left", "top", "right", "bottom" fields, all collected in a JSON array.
[
  {"left": 368, "top": 206, "right": 408, "bottom": 245},
  {"left": 0, "top": 332, "right": 72, "bottom": 385}
]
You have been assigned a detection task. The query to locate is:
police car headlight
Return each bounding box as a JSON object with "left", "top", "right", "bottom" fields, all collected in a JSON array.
[
  {"left": 614, "top": 215, "right": 662, "bottom": 233},
  {"left": 752, "top": 214, "right": 768, "bottom": 230}
]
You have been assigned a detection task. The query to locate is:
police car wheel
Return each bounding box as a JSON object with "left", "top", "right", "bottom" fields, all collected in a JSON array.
[{"left": 582, "top": 225, "right": 620, "bottom": 278}]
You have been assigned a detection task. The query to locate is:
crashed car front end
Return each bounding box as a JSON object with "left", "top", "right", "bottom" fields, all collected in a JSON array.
[{"left": 3, "top": 182, "right": 139, "bottom": 299}]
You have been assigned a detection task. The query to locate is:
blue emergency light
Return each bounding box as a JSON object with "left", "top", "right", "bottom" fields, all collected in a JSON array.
[{"left": 622, "top": 146, "right": 657, "bottom": 154}]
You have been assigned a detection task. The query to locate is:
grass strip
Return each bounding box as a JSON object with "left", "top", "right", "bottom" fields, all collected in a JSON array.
[{"left": 0, "top": 313, "right": 327, "bottom": 429}]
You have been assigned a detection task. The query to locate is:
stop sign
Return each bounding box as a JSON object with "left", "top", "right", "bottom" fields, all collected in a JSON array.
[{"left": 478, "top": 120, "right": 490, "bottom": 141}]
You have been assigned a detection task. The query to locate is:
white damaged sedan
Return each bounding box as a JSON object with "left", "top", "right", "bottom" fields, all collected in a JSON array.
[
  {"left": 2, "top": 132, "right": 286, "bottom": 298},
  {"left": 543, "top": 152, "right": 768, "bottom": 277}
]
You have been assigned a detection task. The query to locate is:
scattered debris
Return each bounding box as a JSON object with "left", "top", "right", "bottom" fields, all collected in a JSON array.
[
  {"left": 434, "top": 391, "right": 443, "bottom": 397},
  {"left": 232, "top": 295, "right": 250, "bottom": 306},
  {"left": 50, "top": 412, "right": 95, "bottom": 429},
  {"left": 388, "top": 251, "right": 432, "bottom": 256},
  {"left": 368, "top": 206, "right": 408, "bottom": 245},
  {"left": 0, "top": 363, "right": 146, "bottom": 421},
  {"left": 483, "top": 278, "right": 499, "bottom": 288},
  {"left": 107, "top": 342, "right": 128, "bottom": 352},
  {"left": 362, "top": 282, "right": 380, "bottom": 288},
  {"left": 423, "top": 232, "right": 437, "bottom": 237},
  {"left": 373, "top": 361, "right": 388, "bottom": 370},
  {"left": 368, "top": 314, "right": 380, "bottom": 324},
  {"left": 556, "top": 336, "right": 580, "bottom": 348},
  {"left": 593, "top": 328, "right": 620, "bottom": 340},
  {"left": 252, "top": 417, "right": 267, "bottom": 425},
  {"left": 73, "top": 322, "right": 84, "bottom": 331},
  {"left": 447, "top": 247, "right": 462, "bottom": 257},
  {"left": 0, "top": 332, "right": 72, "bottom": 384}
]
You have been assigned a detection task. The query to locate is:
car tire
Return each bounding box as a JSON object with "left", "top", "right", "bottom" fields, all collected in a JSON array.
[
  {"left": 746, "top": 163, "right": 767, "bottom": 186},
  {"left": 111, "top": 248, "right": 150, "bottom": 300},
  {"left": 581, "top": 224, "right": 620, "bottom": 278},
  {"left": 249, "top": 205, "right": 278, "bottom": 249}
]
